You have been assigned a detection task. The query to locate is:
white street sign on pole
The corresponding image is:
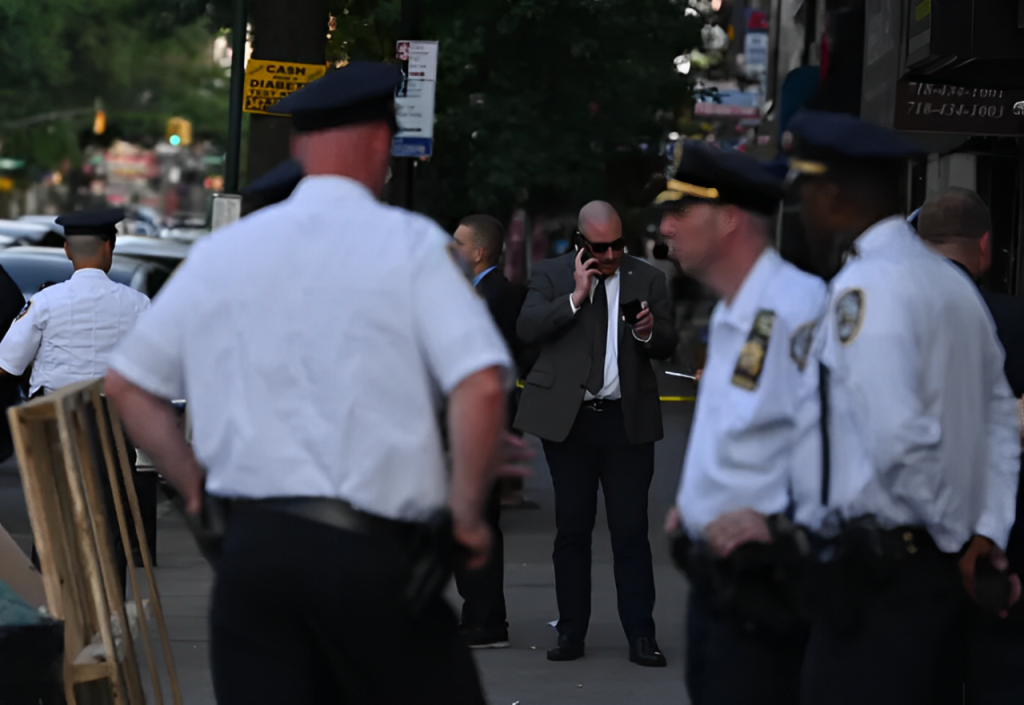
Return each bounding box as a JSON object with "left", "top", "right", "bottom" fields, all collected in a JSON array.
[{"left": 392, "top": 40, "right": 439, "bottom": 158}]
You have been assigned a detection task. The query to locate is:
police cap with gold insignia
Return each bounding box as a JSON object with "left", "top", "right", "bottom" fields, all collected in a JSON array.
[
  {"left": 782, "top": 109, "right": 924, "bottom": 177},
  {"left": 244, "top": 159, "right": 304, "bottom": 203},
  {"left": 653, "top": 139, "right": 784, "bottom": 217},
  {"left": 54, "top": 208, "right": 124, "bottom": 240},
  {"left": 267, "top": 61, "right": 403, "bottom": 134}
]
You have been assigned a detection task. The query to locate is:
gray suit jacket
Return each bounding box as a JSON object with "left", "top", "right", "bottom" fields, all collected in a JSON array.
[{"left": 513, "top": 253, "right": 676, "bottom": 444}]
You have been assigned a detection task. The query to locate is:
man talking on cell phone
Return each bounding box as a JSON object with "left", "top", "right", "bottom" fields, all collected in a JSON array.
[{"left": 514, "top": 201, "right": 677, "bottom": 666}]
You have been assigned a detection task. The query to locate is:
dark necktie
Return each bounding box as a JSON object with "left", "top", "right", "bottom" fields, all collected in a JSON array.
[{"left": 585, "top": 277, "right": 608, "bottom": 395}]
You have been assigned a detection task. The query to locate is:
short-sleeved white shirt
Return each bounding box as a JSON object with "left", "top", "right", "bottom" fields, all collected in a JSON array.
[
  {"left": 676, "top": 248, "right": 826, "bottom": 537},
  {"left": 109, "top": 175, "right": 512, "bottom": 522},
  {"left": 790, "top": 217, "right": 1020, "bottom": 552},
  {"left": 0, "top": 268, "right": 150, "bottom": 395}
]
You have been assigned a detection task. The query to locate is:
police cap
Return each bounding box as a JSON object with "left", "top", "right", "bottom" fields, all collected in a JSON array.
[
  {"left": 268, "top": 61, "right": 404, "bottom": 134},
  {"left": 54, "top": 208, "right": 124, "bottom": 239},
  {"left": 783, "top": 109, "right": 924, "bottom": 176},
  {"left": 244, "top": 159, "right": 304, "bottom": 203},
  {"left": 653, "top": 140, "right": 784, "bottom": 217}
]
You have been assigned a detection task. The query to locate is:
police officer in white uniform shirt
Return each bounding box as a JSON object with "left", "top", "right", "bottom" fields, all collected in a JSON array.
[
  {"left": 0, "top": 207, "right": 150, "bottom": 592},
  {"left": 105, "top": 62, "right": 511, "bottom": 705},
  {"left": 656, "top": 141, "right": 825, "bottom": 705},
  {"left": 0, "top": 208, "right": 150, "bottom": 397},
  {"left": 784, "top": 110, "right": 1021, "bottom": 705}
]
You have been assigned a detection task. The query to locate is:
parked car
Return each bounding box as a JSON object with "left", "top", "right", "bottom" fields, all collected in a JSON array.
[
  {"left": 0, "top": 220, "right": 60, "bottom": 246},
  {"left": 108, "top": 235, "right": 190, "bottom": 269},
  {"left": 0, "top": 247, "right": 171, "bottom": 299}
]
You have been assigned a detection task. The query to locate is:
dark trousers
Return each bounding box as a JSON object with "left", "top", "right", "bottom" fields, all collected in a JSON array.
[
  {"left": 541, "top": 401, "right": 656, "bottom": 645},
  {"left": 210, "top": 505, "right": 486, "bottom": 705},
  {"left": 453, "top": 481, "right": 506, "bottom": 631},
  {"left": 965, "top": 602, "right": 1024, "bottom": 704},
  {"left": 686, "top": 584, "right": 805, "bottom": 705},
  {"left": 801, "top": 550, "right": 963, "bottom": 705}
]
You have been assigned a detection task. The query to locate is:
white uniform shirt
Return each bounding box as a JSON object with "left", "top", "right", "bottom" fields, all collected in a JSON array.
[
  {"left": 790, "top": 216, "right": 1020, "bottom": 552},
  {"left": 0, "top": 268, "right": 150, "bottom": 395},
  {"left": 109, "top": 175, "right": 512, "bottom": 522},
  {"left": 676, "top": 248, "right": 826, "bottom": 537}
]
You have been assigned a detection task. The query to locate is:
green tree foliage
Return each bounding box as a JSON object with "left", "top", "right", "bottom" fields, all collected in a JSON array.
[
  {"left": 0, "top": 0, "right": 229, "bottom": 170},
  {"left": 318, "top": 0, "right": 701, "bottom": 222}
]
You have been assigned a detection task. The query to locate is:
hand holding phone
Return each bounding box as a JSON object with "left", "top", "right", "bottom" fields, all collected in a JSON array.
[{"left": 620, "top": 298, "right": 644, "bottom": 325}]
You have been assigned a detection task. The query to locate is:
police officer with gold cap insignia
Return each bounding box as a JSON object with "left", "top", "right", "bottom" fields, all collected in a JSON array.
[
  {"left": 657, "top": 140, "right": 825, "bottom": 705},
  {"left": 106, "top": 61, "right": 511, "bottom": 704},
  {"left": 783, "top": 109, "right": 1021, "bottom": 705}
]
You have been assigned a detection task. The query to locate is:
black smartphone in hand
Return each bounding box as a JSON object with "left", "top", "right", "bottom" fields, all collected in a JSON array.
[{"left": 620, "top": 299, "right": 644, "bottom": 325}]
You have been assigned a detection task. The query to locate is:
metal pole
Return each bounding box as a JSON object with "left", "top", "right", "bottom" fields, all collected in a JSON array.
[{"left": 225, "top": 0, "right": 248, "bottom": 194}]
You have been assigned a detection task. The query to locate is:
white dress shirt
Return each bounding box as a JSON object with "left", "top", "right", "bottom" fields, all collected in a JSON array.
[
  {"left": 676, "top": 248, "right": 826, "bottom": 537},
  {"left": 567, "top": 267, "right": 652, "bottom": 400},
  {"left": 790, "top": 216, "right": 1020, "bottom": 552},
  {"left": 110, "top": 175, "right": 512, "bottom": 522},
  {"left": 0, "top": 268, "right": 149, "bottom": 395}
]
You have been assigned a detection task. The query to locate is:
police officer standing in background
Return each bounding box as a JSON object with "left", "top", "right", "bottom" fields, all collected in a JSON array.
[
  {"left": 657, "top": 141, "right": 825, "bottom": 705},
  {"left": 916, "top": 188, "right": 1024, "bottom": 704},
  {"left": 105, "top": 62, "right": 511, "bottom": 704},
  {"left": 784, "top": 110, "right": 1021, "bottom": 705},
  {"left": 0, "top": 208, "right": 150, "bottom": 591}
]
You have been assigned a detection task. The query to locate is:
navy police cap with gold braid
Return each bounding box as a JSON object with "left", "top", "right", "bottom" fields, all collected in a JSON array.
[
  {"left": 268, "top": 61, "right": 404, "bottom": 134},
  {"left": 783, "top": 109, "right": 924, "bottom": 176},
  {"left": 54, "top": 208, "right": 124, "bottom": 239},
  {"left": 654, "top": 139, "right": 784, "bottom": 217}
]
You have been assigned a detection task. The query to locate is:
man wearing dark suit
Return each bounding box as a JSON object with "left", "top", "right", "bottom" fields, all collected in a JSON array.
[
  {"left": 917, "top": 187, "right": 1024, "bottom": 704},
  {"left": 449, "top": 214, "right": 528, "bottom": 649},
  {"left": 515, "top": 200, "right": 676, "bottom": 667}
]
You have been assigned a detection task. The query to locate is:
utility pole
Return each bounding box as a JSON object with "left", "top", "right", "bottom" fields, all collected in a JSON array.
[
  {"left": 224, "top": 0, "right": 248, "bottom": 194},
  {"left": 389, "top": 0, "right": 422, "bottom": 210},
  {"left": 245, "top": 0, "right": 328, "bottom": 186}
]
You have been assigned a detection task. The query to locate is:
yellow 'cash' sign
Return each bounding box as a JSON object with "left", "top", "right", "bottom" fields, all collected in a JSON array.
[{"left": 243, "top": 59, "right": 327, "bottom": 115}]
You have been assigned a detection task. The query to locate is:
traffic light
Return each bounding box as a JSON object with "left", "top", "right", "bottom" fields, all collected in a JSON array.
[
  {"left": 93, "top": 110, "right": 106, "bottom": 135},
  {"left": 166, "top": 117, "right": 193, "bottom": 146}
]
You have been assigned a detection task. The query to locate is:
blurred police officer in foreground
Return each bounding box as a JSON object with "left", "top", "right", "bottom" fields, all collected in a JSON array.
[
  {"left": 917, "top": 188, "right": 1024, "bottom": 704},
  {"left": 784, "top": 110, "right": 1021, "bottom": 704},
  {"left": 657, "top": 141, "right": 825, "bottom": 704},
  {"left": 0, "top": 208, "right": 151, "bottom": 590},
  {"left": 105, "top": 62, "right": 511, "bottom": 704}
]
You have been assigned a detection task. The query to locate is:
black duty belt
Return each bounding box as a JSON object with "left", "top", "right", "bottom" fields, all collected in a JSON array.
[
  {"left": 233, "top": 497, "right": 421, "bottom": 544},
  {"left": 581, "top": 398, "right": 620, "bottom": 412}
]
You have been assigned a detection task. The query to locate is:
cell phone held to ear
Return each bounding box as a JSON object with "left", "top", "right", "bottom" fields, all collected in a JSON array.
[{"left": 620, "top": 298, "right": 644, "bottom": 326}]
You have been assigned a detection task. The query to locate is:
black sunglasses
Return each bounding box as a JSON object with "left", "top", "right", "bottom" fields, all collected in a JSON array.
[{"left": 578, "top": 231, "right": 626, "bottom": 254}]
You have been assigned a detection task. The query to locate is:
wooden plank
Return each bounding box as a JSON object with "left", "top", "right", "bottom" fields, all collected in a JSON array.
[
  {"left": 70, "top": 399, "right": 145, "bottom": 705},
  {"left": 86, "top": 389, "right": 164, "bottom": 705},
  {"left": 55, "top": 399, "right": 126, "bottom": 705},
  {"left": 104, "top": 391, "right": 183, "bottom": 705}
]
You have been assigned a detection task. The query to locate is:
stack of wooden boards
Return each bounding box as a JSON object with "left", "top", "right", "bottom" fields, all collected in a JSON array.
[{"left": 9, "top": 379, "right": 181, "bottom": 705}]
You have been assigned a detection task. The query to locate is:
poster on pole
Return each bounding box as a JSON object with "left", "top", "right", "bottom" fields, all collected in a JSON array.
[{"left": 392, "top": 40, "right": 439, "bottom": 158}]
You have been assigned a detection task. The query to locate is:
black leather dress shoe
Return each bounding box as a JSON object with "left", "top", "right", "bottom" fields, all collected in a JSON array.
[
  {"left": 629, "top": 637, "right": 667, "bottom": 667},
  {"left": 546, "top": 637, "right": 585, "bottom": 661}
]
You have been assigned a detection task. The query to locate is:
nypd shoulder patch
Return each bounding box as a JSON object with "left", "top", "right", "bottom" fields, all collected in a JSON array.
[
  {"left": 732, "top": 309, "right": 775, "bottom": 391},
  {"left": 835, "top": 288, "right": 865, "bottom": 345},
  {"left": 15, "top": 300, "right": 30, "bottom": 321}
]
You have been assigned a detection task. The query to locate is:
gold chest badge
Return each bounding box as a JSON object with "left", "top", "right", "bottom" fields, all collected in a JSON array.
[{"left": 732, "top": 309, "right": 775, "bottom": 390}]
